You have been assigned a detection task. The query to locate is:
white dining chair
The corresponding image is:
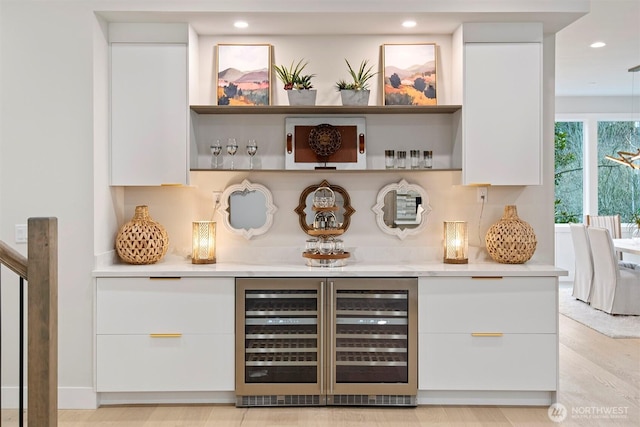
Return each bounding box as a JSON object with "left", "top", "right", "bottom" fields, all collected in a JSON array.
[
  {"left": 585, "top": 214, "right": 622, "bottom": 259},
  {"left": 569, "top": 224, "right": 593, "bottom": 303},
  {"left": 587, "top": 226, "right": 640, "bottom": 315}
]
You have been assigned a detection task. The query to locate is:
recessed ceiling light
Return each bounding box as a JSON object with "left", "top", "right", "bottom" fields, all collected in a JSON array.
[
  {"left": 234, "top": 21, "right": 249, "bottom": 29},
  {"left": 402, "top": 20, "right": 417, "bottom": 28},
  {"left": 590, "top": 41, "right": 606, "bottom": 48}
]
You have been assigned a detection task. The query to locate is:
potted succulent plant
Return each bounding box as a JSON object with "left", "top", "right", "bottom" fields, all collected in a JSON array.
[
  {"left": 631, "top": 210, "right": 640, "bottom": 240},
  {"left": 273, "top": 59, "right": 317, "bottom": 106},
  {"left": 335, "top": 59, "right": 377, "bottom": 106}
]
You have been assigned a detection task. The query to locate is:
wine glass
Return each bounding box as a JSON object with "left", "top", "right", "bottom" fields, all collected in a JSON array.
[
  {"left": 246, "top": 139, "right": 258, "bottom": 169},
  {"left": 226, "top": 138, "right": 238, "bottom": 169},
  {"left": 210, "top": 140, "right": 222, "bottom": 169}
]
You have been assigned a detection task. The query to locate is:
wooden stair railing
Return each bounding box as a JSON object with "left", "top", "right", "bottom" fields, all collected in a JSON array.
[{"left": 0, "top": 217, "right": 58, "bottom": 427}]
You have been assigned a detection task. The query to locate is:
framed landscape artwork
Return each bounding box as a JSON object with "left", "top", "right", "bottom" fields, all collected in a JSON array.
[
  {"left": 216, "top": 44, "right": 271, "bottom": 106},
  {"left": 382, "top": 43, "right": 437, "bottom": 106}
]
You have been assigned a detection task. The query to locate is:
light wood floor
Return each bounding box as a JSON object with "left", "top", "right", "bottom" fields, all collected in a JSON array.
[{"left": 2, "top": 315, "right": 639, "bottom": 426}]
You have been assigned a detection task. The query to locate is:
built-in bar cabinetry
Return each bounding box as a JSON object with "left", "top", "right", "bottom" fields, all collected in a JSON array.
[
  {"left": 418, "top": 276, "right": 557, "bottom": 404},
  {"left": 94, "top": 271, "right": 559, "bottom": 406},
  {"left": 95, "top": 277, "right": 234, "bottom": 392},
  {"left": 107, "top": 22, "right": 544, "bottom": 185}
]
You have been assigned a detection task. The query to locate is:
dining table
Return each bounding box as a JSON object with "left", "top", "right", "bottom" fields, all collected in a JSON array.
[{"left": 612, "top": 238, "right": 640, "bottom": 255}]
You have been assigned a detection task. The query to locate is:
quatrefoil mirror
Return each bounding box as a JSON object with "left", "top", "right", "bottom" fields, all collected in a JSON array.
[
  {"left": 372, "top": 179, "right": 431, "bottom": 240},
  {"left": 219, "top": 179, "right": 277, "bottom": 239},
  {"left": 295, "top": 179, "right": 355, "bottom": 235}
]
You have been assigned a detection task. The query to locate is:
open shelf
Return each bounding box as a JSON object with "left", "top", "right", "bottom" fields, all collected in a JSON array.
[{"left": 190, "top": 105, "right": 462, "bottom": 115}]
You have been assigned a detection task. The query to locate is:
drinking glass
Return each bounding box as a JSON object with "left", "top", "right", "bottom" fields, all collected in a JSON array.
[
  {"left": 226, "top": 138, "right": 238, "bottom": 169},
  {"left": 410, "top": 150, "right": 420, "bottom": 169},
  {"left": 385, "top": 150, "right": 395, "bottom": 169},
  {"left": 423, "top": 150, "right": 433, "bottom": 169},
  {"left": 210, "top": 140, "right": 222, "bottom": 169},
  {"left": 246, "top": 139, "right": 258, "bottom": 169},
  {"left": 396, "top": 151, "right": 407, "bottom": 169}
]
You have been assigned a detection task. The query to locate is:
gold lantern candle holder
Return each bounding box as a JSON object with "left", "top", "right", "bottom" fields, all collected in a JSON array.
[
  {"left": 192, "top": 221, "right": 216, "bottom": 264},
  {"left": 443, "top": 221, "right": 468, "bottom": 264}
]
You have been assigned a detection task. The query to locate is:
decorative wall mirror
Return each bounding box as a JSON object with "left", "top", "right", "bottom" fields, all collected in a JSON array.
[
  {"left": 295, "top": 179, "right": 355, "bottom": 234},
  {"left": 219, "top": 179, "right": 278, "bottom": 240},
  {"left": 372, "top": 179, "right": 431, "bottom": 240}
]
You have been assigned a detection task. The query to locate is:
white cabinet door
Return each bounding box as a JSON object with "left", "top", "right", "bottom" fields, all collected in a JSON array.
[
  {"left": 96, "top": 277, "right": 235, "bottom": 392},
  {"left": 111, "top": 43, "right": 188, "bottom": 186},
  {"left": 463, "top": 42, "right": 542, "bottom": 185},
  {"left": 418, "top": 276, "right": 557, "bottom": 333},
  {"left": 97, "top": 334, "right": 234, "bottom": 392},
  {"left": 419, "top": 333, "right": 557, "bottom": 391},
  {"left": 96, "top": 277, "right": 235, "bottom": 334},
  {"left": 417, "top": 276, "right": 558, "bottom": 392}
]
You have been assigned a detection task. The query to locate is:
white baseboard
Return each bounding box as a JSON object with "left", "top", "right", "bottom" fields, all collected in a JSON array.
[
  {"left": 98, "top": 391, "right": 235, "bottom": 406},
  {"left": 1, "top": 386, "right": 97, "bottom": 409},
  {"left": 417, "top": 390, "right": 554, "bottom": 406}
]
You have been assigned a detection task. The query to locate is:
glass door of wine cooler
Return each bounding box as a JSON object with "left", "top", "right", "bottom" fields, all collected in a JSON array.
[
  {"left": 236, "top": 278, "right": 324, "bottom": 406},
  {"left": 327, "top": 278, "right": 417, "bottom": 405},
  {"left": 235, "top": 277, "right": 417, "bottom": 407}
]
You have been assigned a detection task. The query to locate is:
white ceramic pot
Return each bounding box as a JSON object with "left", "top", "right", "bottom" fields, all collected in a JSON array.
[
  {"left": 340, "top": 89, "right": 370, "bottom": 106},
  {"left": 287, "top": 89, "right": 317, "bottom": 106}
]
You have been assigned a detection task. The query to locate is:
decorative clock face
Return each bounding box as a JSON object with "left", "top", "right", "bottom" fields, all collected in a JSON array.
[{"left": 308, "top": 124, "right": 342, "bottom": 157}]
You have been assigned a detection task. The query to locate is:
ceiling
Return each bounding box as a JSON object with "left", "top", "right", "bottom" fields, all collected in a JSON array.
[
  {"left": 100, "top": 0, "right": 640, "bottom": 97},
  {"left": 555, "top": 0, "right": 640, "bottom": 97}
]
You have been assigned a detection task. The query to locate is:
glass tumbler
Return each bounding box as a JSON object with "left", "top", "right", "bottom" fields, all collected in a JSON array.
[
  {"left": 319, "top": 238, "right": 335, "bottom": 255},
  {"left": 305, "top": 238, "right": 318, "bottom": 253},
  {"left": 397, "top": 151, "right": 407, "bottom": 169},
  {"left": 423, "top": 150, "right": 433, "bottom": 169},
  {"left": 385, "top": 150, "right": 395, "bottom": 169},
  {"left": 410, "top": 150, "right": 420, "bottom": 169}
]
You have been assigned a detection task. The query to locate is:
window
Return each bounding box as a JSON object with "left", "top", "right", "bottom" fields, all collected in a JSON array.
[
  {"left": 554, "top": 121, "right": 583, "bottom": 223},
  {"left": 555, "top": 117, "right": 640, "bottom": 224},
  {"left": 597, "top": 121, "right": 640, "bottom": 222}
]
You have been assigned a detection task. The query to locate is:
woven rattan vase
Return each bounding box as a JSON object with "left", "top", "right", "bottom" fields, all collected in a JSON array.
[
  {"left": 116, "top": 205, "right": 169, "bottom": 264},
  {"left": 485, "top": 205, "right": 537, "bottom": 264}
]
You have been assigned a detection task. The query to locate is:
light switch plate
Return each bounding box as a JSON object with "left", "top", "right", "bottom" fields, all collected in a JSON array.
[{"left": 15, "top": 224, "right": 27, "bottom": 243}]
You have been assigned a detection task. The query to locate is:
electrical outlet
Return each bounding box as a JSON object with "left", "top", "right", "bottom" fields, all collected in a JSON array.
[
  {"left": 477, "top": 187, "right": 488, "bottom": 203},
  {"left": 212, "top": 191, "right": 223, "bottom": 208}
]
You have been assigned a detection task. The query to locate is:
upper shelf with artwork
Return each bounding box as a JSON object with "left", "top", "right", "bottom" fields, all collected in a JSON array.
[{"left": 211, "top": 42, "right": 445, "bottom": 108}]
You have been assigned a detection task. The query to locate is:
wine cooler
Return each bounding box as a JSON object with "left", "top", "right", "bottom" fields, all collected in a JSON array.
[{"left": 235, "top": 277, "right": 417, "bottom": 407}]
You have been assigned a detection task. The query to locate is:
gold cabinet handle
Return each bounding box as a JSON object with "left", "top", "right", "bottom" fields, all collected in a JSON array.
[
  {"left": 149, "top": 333, "right": 182, "bottom": 338},
  {"left": 471, "top": 332, "right": 503, "bottom": 337}
]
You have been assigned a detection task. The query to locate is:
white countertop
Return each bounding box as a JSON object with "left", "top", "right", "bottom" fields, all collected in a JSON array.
[{"left": 93, "top": 255, "right": 568, "bottom": 278}]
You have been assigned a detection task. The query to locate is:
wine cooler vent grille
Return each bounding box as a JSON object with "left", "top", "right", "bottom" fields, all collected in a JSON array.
[
  {"left": 331, "top": 394, "right": 416, "bottom": 407},
  {"left": 237, "top": 395, "right": 324, "bottom": 407}
]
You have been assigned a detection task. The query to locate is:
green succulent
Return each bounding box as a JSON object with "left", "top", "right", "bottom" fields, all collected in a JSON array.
[
  {"left": 335, "top": 79, "right": 357, "bottom": 90},
  {"left": 294, "top": 74, "right": 314, "bottom": 90},
  {"left": 336, "top": 59, "right": 377, "bottom": 91},
  {"left": 273, "top": 59, "right": 314, "bottom": 90}
]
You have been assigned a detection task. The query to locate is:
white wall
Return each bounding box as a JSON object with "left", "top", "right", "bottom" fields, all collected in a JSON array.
[
  {"left": 0, "top": 0, "right": 97, "bottom": 408},
  {"left": 0, "top": 0, "right": 572, "bottom": 409}
]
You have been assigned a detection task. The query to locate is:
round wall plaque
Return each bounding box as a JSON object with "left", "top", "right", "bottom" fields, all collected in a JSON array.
[{"left": 308, "top": 124, "right": 342, "bottom": 157}]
